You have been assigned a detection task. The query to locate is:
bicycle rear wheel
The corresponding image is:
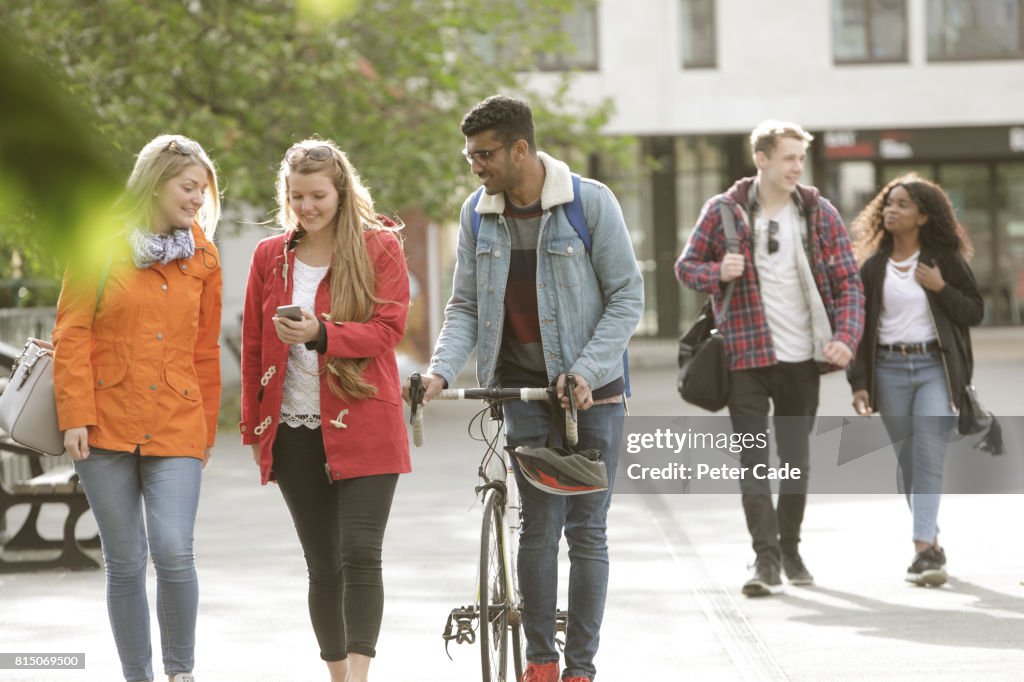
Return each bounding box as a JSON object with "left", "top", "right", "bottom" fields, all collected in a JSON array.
[{"left": 479, "top": 487, "right": 510, "bottom": 681}]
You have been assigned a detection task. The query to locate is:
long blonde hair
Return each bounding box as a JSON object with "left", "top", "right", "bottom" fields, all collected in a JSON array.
[
  {"left": 121, "top": 134, "right": 220, "bottom": 238},
  {"left": 277, "top": 139, "right": 401, "bottom": 400}
]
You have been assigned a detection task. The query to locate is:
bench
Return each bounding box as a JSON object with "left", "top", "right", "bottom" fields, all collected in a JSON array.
[{"left": 0, "top": 437, "right": 100, "bottom": 572}]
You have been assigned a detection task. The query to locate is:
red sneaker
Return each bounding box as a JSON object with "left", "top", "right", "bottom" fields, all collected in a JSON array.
[{"left": 521, "top": 661, "right": 559, "bottom": 682}]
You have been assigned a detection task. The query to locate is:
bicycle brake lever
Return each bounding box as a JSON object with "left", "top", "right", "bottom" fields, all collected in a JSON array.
[
  {"left": 564, "top": 373, "right": 578, "bottom": 423},
  {"left": 408, "top": 372, "right": 424, "bottom": 425}
]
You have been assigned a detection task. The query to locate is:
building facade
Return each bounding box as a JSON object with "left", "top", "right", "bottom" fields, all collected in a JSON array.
[{"left": 525, "top": 0, "right": 1024, "bottom": 336}]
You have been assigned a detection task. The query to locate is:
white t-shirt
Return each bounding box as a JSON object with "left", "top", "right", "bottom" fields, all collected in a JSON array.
[
  {"left": 280, "top": 258, "right": 329, "bottom": 428},
  {"left": 879, "top": 251, "right": 936, "bottom": 345},
  {"left": 753, "top": 202, "right": 814, "bottom": 362}
]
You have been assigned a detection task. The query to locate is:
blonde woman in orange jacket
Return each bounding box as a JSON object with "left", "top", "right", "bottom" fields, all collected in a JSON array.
[{"left": 52, "top": 134, "right": 222, "bottom": 682}]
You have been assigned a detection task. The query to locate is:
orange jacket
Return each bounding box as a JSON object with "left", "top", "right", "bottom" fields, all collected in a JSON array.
[{"left": 52, "top": 224, "right": 222, "bottom": 458}]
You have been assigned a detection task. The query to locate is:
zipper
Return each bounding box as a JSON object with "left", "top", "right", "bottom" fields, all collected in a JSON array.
[
  {"left": 924, "top": 297, "right": 957, "bottom": 413},
  {"left": 868, "top": 322, "right": 880, "bottom": 408}
]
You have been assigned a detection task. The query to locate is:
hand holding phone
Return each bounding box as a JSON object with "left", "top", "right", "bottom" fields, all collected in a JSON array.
[{"left": 275, "top": 304, "right": 303, "bottom": 321}]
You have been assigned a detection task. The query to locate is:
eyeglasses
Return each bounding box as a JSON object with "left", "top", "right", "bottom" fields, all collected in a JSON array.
[
  {"left": 462, "top": 144, "right": 508, "bottom": 165},
  {"left": 286, "top": 145, "right": 334, "bottom": 164},
  {"left": 165, "top": 139, "right": 199, "bottom": 156},
  {"left": 767, "top": 220, "right": 780, "bottom": 255}
]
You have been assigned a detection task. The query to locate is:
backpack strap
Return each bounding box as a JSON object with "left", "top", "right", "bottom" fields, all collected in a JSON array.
[
  {"left": 469, "top": 186, "right": 485, "bottom": 240},
  {"left": 564, "top": 174, "right": 591, "bottom": 253},
  {"left": 716, "top": 203, "right": 740, "bottom": 320}
]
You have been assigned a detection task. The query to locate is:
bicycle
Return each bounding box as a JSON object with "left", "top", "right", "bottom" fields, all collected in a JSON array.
[{"left": 407, "top": 373, "right": 579, "bottom": 682}]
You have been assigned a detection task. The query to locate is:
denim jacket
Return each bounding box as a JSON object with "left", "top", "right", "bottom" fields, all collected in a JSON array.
[{"left": 428, "top": 152, "right": 643, "bottom": 392}]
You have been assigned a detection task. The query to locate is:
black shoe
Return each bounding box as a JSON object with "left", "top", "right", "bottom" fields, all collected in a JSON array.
[
  {"left": 933, "top": 546, "right": 947, "bottom": 566},
  {"left": 742, "top": 557, "right": 783, "bottom": 597},
  {"left": 782, "top": 551, "right": 814, "bottom": 586},
  {"left": 906, "top": 547, "right": 948, "bottom": 587}
]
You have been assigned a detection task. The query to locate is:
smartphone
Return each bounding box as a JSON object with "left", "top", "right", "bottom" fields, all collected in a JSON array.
[{"left": 275, "top": 304, "right": 303, "bottom": 321}]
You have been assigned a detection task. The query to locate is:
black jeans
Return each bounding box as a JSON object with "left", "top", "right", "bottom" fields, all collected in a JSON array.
[
  {"left": 728, "top": 361, "right": 819, "bottom": 563},
  {"left": 272, "top": 425, "right": 398, "bottom": 660}
]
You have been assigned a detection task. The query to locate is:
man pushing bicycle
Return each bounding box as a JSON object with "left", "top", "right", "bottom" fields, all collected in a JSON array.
[{"left": 404, "top": 95, "right": 643, "bottom": 682}]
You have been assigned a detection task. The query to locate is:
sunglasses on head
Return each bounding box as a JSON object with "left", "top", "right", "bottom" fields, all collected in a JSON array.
[
  {"left": 165, "top": 139, "right": 199, "bottom": 156},
  {"left": 285, "top": 144, "right": 333, "bottom": 164},
  {"left": 767, "top": 220, "right": 780, "bottom": 255}
]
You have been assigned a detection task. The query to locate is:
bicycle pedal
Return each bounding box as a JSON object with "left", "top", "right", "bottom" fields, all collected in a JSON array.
[
  {"left": 442, "top": 606, "right": 479, "bottom": 653},
  {"left": 554, "top": 608, "right": 569, "bottom": 633}
]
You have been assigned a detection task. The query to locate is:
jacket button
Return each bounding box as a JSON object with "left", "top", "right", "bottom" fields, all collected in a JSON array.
[
  {"left": 485, "top": 320, "right": 491, "bottom": 328},
  {"left": 184, "top": 389, "right": 189, "bottom": 396},
  {"left": 181, "top": 264, "right": 188, "bottom": 270},
  {"left": 567, "top": 246, "right": 575, "bottom": 254},
  {"left": 97, "top": 379, "right": 104, "bottom": 386},
  {"left": 150, "top": 384, "right": 157, "bottom": 391},
  {"left": 144, "top": 434, "right": 151, "bottom": 440},
  {"left": 161, "top": 284, "right": 168, "bottom": 291},
  {"left": 493, "top": 250, "right": 501, "bottom": 258},
  {"left": 156, "top": 333, "right": 164, "bottom": 340}
]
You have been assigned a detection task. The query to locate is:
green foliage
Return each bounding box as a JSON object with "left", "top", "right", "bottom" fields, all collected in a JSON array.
[{"left": 0, "top": 0, "right": 625, "bottom": 291}]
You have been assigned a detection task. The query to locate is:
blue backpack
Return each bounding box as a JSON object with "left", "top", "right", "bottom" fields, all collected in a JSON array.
[{"left": 468, "top": 173, "right": 631, "bottom": 397}]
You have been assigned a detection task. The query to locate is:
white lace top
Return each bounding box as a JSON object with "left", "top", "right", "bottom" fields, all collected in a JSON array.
[{"left": 280, "top": 258, "right": 329, "bottom": 428}]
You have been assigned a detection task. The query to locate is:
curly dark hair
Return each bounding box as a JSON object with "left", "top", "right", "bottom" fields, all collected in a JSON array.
[
  {"left": 460, "top": 95, "right": 536, "bottom": 152},
  {"left": 850, "top": 173, "right": 974, "bottom": 263}
]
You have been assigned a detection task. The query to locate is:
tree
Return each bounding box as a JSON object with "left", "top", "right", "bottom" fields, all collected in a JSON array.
[{"left": 0, "top": 0, "right": 620, "bottom": 304}]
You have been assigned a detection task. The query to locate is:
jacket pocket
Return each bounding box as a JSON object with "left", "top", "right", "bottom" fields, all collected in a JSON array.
[
  {"left": 164, "top": 368, "right": 201, "bottom": 402},
  {"left": 476, "top": 240, "right": 496, "bottom": 295},
  {"left": 93, "top": 362, "right": 128, "bottom": 390},
  {"left": 547, "top": 236, "right": 583, "bottom": 288}
]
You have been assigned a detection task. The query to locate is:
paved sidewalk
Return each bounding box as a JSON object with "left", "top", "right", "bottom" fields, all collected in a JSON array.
[{"left": 1, "top": 331, "right": 1023, "bottom": 681}]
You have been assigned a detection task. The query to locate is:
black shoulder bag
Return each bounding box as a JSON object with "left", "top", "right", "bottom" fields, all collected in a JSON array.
[{"left": 676, "top": 204, "right": 740, "bottom": 412}]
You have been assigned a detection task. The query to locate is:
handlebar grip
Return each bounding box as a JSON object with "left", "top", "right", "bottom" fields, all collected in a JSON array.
[
  {"left": 412, "top": 410, "right": 424, "bottom": 447},
  {"left": 437, "top": 389, "right": 462, "bottom": 400},
  {"left": 520, "top": 388, "right": 549, "bottom": 401},
  {"left": 565, "top": 409, "right": 578, "bottom": 447}
]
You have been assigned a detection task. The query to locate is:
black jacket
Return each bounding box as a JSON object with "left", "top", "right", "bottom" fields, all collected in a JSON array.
[{"left": 847, "top": 247, "right": 984, "bottom": 412}]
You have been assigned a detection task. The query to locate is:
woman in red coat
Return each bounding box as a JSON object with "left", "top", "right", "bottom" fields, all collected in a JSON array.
[{"left": 240, "top": 139, "right": 410, "bottom": 682}]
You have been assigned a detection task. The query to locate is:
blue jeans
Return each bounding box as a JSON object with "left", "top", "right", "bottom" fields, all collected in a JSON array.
[
  {"left": 874, "top": 350, "right": 956, "bottom": 544},
  {"left": 504, "top": 400, "right": 623, "bottom": 681},
  {"left": 74, "top": 450, "right": 202, "bottom": 682}
]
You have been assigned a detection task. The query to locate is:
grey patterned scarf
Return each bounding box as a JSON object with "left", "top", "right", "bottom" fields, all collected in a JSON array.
[{"left": 129, "top": 226, "right": 195, "bottom": 268}]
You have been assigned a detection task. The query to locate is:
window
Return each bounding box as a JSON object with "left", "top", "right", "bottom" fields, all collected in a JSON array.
[
  {"left": 928, "top": 0, "right": 1024, "bottom": 60},
  {"left": 535, "top": 2, "right": 599, "bottom": 71},
  {"left": 833, "top": 0, "right": 907, "bottom": 63},
  {"left": 680, "top": 0, "right": 716, "bottom": 68}
]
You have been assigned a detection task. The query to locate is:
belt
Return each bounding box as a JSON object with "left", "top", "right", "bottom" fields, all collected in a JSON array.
[{"left": 877, "top": 341, "right": 940, "bottom": 355}]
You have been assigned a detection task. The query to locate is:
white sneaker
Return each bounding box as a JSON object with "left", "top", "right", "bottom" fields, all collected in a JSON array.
[{"left": 171, "top": 674, "right": 195, "bottom": 682}]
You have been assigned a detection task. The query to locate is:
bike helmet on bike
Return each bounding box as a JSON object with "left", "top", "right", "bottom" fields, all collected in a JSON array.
[{"left": 510, "top": 446, "right": 608, "bottom": 495}]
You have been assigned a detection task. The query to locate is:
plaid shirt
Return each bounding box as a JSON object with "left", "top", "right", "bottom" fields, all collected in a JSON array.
[{"left": 675, "top": 177, "right": 864, "bottom": 372}]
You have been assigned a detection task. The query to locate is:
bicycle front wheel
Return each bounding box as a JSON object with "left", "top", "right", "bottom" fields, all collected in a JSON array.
[{"left": 479, "top": 487, "right": 510, "bottom": 681}]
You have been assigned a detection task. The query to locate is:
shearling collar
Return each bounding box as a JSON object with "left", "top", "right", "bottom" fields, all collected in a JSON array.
[{"left": 475, "top": 151, "right": 574, "bottom": 215}]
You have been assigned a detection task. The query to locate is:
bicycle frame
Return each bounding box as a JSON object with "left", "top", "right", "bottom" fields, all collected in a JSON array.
[{"left": 409, "top": 373, "right": 579, "bottom": 682}]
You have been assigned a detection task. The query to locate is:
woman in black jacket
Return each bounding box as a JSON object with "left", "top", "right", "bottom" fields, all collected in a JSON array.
[{"left": 848, "top": 173, "right": 982, "bottom": 588}]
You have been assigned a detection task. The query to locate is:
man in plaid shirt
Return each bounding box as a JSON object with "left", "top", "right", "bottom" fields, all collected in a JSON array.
[{"left": 675, "top": 120, "right": 864, "bottom": 596}]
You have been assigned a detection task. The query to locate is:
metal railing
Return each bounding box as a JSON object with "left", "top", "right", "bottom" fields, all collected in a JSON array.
[{"left": 0, "top": 308, "right": 56, "bottom": 347}]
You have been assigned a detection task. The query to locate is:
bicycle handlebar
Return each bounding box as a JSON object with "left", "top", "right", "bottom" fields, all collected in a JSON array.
[{"left": 407, "top": 372, "right": 579, "bottom": 448}]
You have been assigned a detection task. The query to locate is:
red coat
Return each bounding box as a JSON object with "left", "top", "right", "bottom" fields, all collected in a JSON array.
[{"left": 240, "top": 225, "right": 411, "bottom": 485}]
